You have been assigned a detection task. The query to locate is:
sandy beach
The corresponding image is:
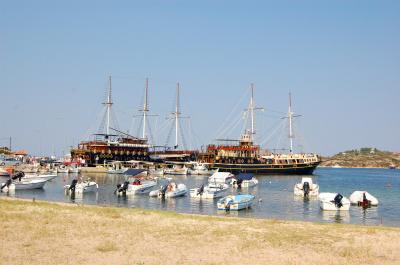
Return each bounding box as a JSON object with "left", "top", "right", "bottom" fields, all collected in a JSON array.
[{"left": 1, "top": 197, "right": 399, "bottom": 265}]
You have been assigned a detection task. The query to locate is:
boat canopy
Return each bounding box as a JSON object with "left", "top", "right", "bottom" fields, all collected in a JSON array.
[
  {"left": 236, "top": 173, "right": 254, "bottom": 181},
  {"left": 124, "top": 169, "right": 146, "bottom": 177}
]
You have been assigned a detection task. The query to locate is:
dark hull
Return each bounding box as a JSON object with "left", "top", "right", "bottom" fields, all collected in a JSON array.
[{"left": 210, "top": 162, "right": 320, "bottom": 175}]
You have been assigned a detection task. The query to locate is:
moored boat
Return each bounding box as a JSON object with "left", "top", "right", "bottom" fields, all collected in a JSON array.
[
  {"left": 217, "top": 194, "right": 255, "bottom": 211},
  {"left": 64, "top": 179, "right": 98, "bottom": 194},
  {"left": 349, "top": 191, "right": 378, "bottom": 207},
  {"left": 230, "top": 173, "right": 258, "bottom": 188},
  {"left": 294, "top": 177, "right": 319, "bottom": 197},
  {"left": 208, "top": 172, "right": 234, "bottom": 185},
  {"left": 150, "top": 182, "right": 187, "bottom": 198},
  {"left": 190, "top": 183, "right": 229, "bottom": 199},
  {"left": 319, "top": 193, "right": 350, "bottom": 211}
]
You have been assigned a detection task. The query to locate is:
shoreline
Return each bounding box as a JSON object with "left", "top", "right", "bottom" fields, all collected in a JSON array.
[{"left": 1, "top": 197, "right": 400, "bottom": 264}]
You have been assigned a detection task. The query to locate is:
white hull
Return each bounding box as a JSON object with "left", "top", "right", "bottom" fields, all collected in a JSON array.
[
  {"left": 231, "top": 178, "right": 258, "bottom": 188},
  {"left": 164, "top": 167, "right": 188, "bottom": 175},
  {"left": 319, "top": 193, "right": 350, "bottom": 211},
  {"left": 1, "top": 179, "right": 47, "bottom": 191},
  {"left": 294, "top": 177, "right": 319, "bottom": 197},
  {"left": 65, "top": 181, "right": 98, "bottom": 194},
  {"left": 190, "top": 184, "right": 229, "bottom": 199},
  {"left": 150, "top": 184, "right": 188, "bottom": 198},
  {"left": 208, "top": 172, "right": 234, "bottom": 185},
  {"left": 117, "top": 181, "right": 157, "bottom": 195},
  {"left": 349, "top": 191, "right": 379, "bottom": 206}
]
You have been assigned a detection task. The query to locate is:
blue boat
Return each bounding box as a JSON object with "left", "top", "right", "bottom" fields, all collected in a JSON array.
[{"left": 217, "top": 194, "right": 255, "bottom": 211}]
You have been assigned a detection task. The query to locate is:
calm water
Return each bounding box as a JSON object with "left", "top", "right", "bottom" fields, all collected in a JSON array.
[{"left": 1, "top": 168, "right": 400, "bottom": 226}]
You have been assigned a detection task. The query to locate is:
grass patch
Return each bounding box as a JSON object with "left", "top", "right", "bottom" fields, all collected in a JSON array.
[{"left": 95, "top": 241, "right": 119, "bottom": 252}]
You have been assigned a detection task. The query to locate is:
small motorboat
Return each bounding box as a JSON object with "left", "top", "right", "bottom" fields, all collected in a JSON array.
[
  {"left": 349, "top": 191, "right": 379, "bottom": 207},
  {"left": 115, "top": 169, "right": 156, "bottom": 195},
  {"left": 217, "top": 194, "right": 255, "bottom": 211},
  {"left": 208, "top": 172, "right": 234, "bottom": 185},
  {"left": 319, "top": 192, "right": 350, "bottom": 211},
  {"left": 164, "top": 165, "right": 188, "bottom": 175},
  {"left": 188, "top": 162, "right": 216, "bottom": 175},
  {"left": 64, "top": 179, "right": 98, "bottom": 194},
  {"left": 230, "top": 173, "right": 258, "bottom": 188},
  {"left": 107, "top": 161, "right": 128, "bottom": 174},
  {"left": 190, "top": 183, "right": 229, "bottom": 199},
  {"left": 150, "top": 182, "right": 187, "bottom": 198},
  {"left": 294, "top": 177, "right": 319, "bottom": 197},
  {"left": 1, "top": 171, "right": 48, "bottom": 192}
]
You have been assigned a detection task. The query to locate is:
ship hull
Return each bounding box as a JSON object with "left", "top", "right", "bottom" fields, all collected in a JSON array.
[{"left": 209, "top": 162, "right": 320, "bottom": 175}]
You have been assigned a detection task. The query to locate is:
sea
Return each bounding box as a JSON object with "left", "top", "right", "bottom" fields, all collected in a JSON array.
[{"left": 1, "top": 168, "right": 400, "bottom": 227}]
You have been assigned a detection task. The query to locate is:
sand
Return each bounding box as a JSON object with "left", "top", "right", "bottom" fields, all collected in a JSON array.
[{"left": 1, "top": 197, "right": 399, "bottom": 265}]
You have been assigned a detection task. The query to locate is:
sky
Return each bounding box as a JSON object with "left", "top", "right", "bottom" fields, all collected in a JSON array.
[{"left": 0, "top": 0, "right": 399, "bottom": 156}]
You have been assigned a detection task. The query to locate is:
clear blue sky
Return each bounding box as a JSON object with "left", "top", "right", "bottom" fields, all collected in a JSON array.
[{"left": 1, "top": 0, "right": 399, "bottom": 156}]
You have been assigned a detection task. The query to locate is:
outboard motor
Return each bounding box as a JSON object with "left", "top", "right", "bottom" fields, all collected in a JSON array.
[
  {"left": 160, "top": 185, "right": 168, "bottom": 198},
  {"left": 236, "top": 179, "right": 243, "bottom": 189},
  {"left": 303, "top": 182, "right": 310, "bottom": 196},
  {"left": 12, "top": 171, "right": 25, "bottom": 181},
  {"left": 333, "top": 193, "right": 343, "bottom": 208},
  {"left": 224, "top": 198, "right": 233, "bottom": 212},
  {"left": 359, "top": 192, "right": 371, "bottom": 208},
  {"left": 115, "top": 183, "right": 122, "bottom": 194},
  {"left": 1, "top": 179, "right": 12, "bottom": 192},
  {"left": 69, "top": 179, "right": 78, "bottom": 192},
  {"left": 118, "top": 181, "right": 129, "bottom": 193},
  {"left": 197, "top": 184, "right": 204, "bottom": 196}
]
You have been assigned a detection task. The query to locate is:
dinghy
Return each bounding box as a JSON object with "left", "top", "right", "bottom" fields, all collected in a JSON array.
[
  {"left": 319, "top": 192, "right": 350, "bottom": 211},
  {"left": 190, "top": 183, "right": 229, "bottom": 199},
  {"left": 24, "top": 174, "right": 57, "bottom": 182},
  {"left": 64, "top": 179, "right": 98, "bottom": 194},
  {"left": 115, "top": 169, "right": 156, "bottom": 195},
  {"left": 217, "top": 194, "right": 255, "bottom": 211},
  {"left": 149, "top": 183, "right": 187, "bottom": 198},
  {"left": 294, "top": 177, "right": 319, "bottom": 197},
  {"left": 1, "top": 171, "right": 48, "bottom": 192},
  {"left": 230, "top": 173, "right": 258, "bottom": 188},
  {"left": 349, "top": 191, "right": 378, "bottom": 206},
  {"left": 208, "top": 172, "right": 234, "bottom": 185}
]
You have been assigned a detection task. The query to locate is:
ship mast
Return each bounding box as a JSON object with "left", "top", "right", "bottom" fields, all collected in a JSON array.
[
  {"left": 285, "top": 92, "right": 301, "bottom": 154},
  {"left": 174, "top": 83, "right": 181, "bottom": 148},
  {"left": 246, "top": 83, "right": 263, "bottom": 141},
  {"left": 141, "top": 78, "right": 149, "bottom": 139},
  {"left": 103, "top": 75, "right": 113, "bottom": 140},
  {"left": 288, "top": 92, "right": 293, "bottom": 153}
]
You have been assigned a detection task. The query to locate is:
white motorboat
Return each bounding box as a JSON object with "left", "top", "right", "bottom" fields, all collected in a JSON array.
[
  {"left": 230, "top": 173, "right": 258, "bottom": 188},
  {"left": 64, "top": 179, "right": 98, "bottom": 194},
  {"left": 190, "top": 183, "right": 229, "bottom": 199},
  {"left": 188, "top": 162, "right": 215, "bottom": 175},
  {"left": 116, "top": 179, "right": 157, "bottom": 195},
  {"left": 208, "top": 172, "right": 234, "bottom": 185},
  {"left": 217, "top": 194, "right": 255, "bottom": 211},
  {"left": 1, "top": 178, "right": 48, "bottom": 192},
  {"left": 294, "top": 177, "right": 319, "bottom": 197},
  {"left": 349, "top": 191, "right": 379, "bottom": 206},
  {"left": 164, "top": 165, "right": 188, "bottom": 175},
  {"left": 319, "top": 193, "right": 350, "bottom": 211},
  {"left": 150, "top": 183, "right": 188, "bottom": 198}
]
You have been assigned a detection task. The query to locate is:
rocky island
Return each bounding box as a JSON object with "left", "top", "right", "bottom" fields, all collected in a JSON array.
[{"left": 320, "top": 148, "right": 400, "bottom": 168}]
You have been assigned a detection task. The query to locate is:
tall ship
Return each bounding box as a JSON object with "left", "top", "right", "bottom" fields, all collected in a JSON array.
[
  {"left": 71, "top": 76, "right": 151, "bottom": 166},
  {"left": 199, "top": 85, "right": 320, "bottom": 174}
]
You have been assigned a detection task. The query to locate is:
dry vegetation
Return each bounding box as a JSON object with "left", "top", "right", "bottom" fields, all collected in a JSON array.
[{"left": 1, "top": 197, "right": 400, "bottom": 265}]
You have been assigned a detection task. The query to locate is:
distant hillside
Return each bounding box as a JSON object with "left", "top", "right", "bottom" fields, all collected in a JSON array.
[{"left": 320, "top": 148, "right": 400, "bottom": 168}]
